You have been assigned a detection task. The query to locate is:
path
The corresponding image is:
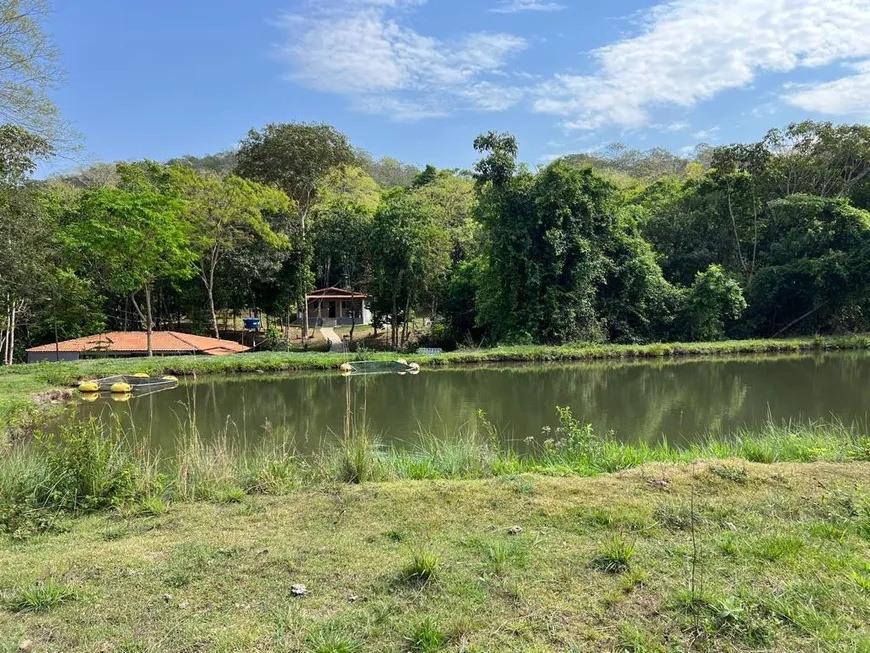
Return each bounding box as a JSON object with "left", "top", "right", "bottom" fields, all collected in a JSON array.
[{"left": 320, "top": 326, "right": 347, "bottom": 353}]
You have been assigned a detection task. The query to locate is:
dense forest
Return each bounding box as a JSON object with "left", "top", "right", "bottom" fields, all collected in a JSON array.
[
  {"left": 2, "top": 3, "right": 870, "bottom": 362},
  {"left": 3, "top": 117, "right": 870, "bottom": 362}
]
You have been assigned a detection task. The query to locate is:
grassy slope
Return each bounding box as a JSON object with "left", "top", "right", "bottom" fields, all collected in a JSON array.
[{"left": 1, "top": 462, "right": 868, "bottom": 652}]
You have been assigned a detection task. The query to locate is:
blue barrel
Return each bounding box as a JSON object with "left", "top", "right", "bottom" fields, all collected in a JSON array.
[{"left": 243, "top": 317, "right": 261, "bottom": 330}]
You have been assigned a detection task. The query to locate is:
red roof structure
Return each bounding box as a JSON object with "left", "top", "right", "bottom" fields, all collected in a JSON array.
[{"left": 26, "top": 331, "right": 250, "bottom": 356}]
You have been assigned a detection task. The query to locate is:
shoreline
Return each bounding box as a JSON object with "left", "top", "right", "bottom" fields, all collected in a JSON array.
[{"left": 2, "top": 334, "right": 870, "bottom": 440}]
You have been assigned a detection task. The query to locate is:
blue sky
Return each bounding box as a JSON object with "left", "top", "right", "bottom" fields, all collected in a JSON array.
[{"left": 43, "top": 0, "right": 870, "bottom": 175}]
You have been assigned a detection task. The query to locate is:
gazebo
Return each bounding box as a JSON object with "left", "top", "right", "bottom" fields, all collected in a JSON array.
[{"left": 305, "top": 287, "right": 371, "bottom": 326}]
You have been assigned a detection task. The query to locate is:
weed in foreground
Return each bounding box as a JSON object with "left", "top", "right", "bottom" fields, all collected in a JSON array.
[
  {"left": 672, "top": 590, "right": 772, "bottom": 648},
  {"left": 403, "top": 549, "right": 441, "bottom": 584},
  {"left": 483, "top": 540, "right": 529, "bottom": 575},
  {"left": 407, "top": 616, "right": 448, "bottom": 652},
  {"left": 305, "top": 624, "right": 362, "bottom": 653},
  {"left": 754, "top": 534, "right": 804, "bottom": 561},
  {"left": 7, "top": 579, "right": 77, "bottom": 613},
  {"left": 616, "top": 623, "right": 664, "bottom": 652},
  {"left": 593, "top": 534, "right": 635, "bottom": 573},
  {"left": 707, "top": 464, "right": 749, "bottom": 484}
]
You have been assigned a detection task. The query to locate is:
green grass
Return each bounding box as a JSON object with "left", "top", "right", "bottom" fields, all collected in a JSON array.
[
  {"left": 593, "top": 534, "right": 636, "bottom": 573},
  {"left": 406, "top": 616, "right": 447, "bottom": 652},
  {"left": 402, "top": 549, "right": 441, "bottom": 585},
  {"left": 7, "top": 579, "right": 77, "bottom": 613},
  {"left": 2, "top": 413, "right": 869, "bottom": 541},
  {"left": 1, "top": 462, "right": 868, "bottom": 651}
]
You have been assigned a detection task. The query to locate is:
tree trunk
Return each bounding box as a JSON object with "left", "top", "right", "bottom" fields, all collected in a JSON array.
[
  {"left": 144, "top": 283, "right": 154, "bottom": 357},
  {"left": 391, "top": 295, "right": 398, "bottom": 351},
  {"left": 204, "top": 267, "right": 220, "bottom": 340},
  {"left": 7, "top": 300, "right": 16, "bottom": 365},
  {"left": 401, "top": 291, "right": 412, "bottom": 348}
]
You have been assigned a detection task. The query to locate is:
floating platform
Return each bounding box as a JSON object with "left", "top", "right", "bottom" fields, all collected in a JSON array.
[
  {"left": 78, "top": 374, "right": 179, "bottom": 396},
  {"left": 339, "top": 360, "right": 420, "bottom": 376}
]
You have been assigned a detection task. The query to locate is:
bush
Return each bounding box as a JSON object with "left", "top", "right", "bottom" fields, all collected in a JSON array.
[{"left": 35, "top": 419, "right": 146, "bottom": 511}]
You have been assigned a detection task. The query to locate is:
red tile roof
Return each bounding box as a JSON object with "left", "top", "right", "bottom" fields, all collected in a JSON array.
[{"left": 26, "top": 331, "right": 250, "bottom": 356}]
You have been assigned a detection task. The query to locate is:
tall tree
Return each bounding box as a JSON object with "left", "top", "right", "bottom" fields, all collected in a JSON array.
[
  {"left": 63, "top": 187, "right": 195, "bottom": 356},
  {"left": 235, "top": 123, "right": 356, "bottom": 337},
  {"left": 0, "top": 0, "right": 66, "bottom": 141},
  {"left": 167, "top": 166, "right": 292, "bottom": 339},
  {"left": 0, "top": 124, "right": 51, "bottom": 363},
  {"left": 370, "top": 191, "right": 450, "bottom": 350}
]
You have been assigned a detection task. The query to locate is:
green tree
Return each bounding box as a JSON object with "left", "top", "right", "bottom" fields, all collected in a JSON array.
[
  {"left": 370, "top": 191, "right": 450, "bottom": 350},
  {"left": 0, "top": 124, "right": 52, "bottom": 363},
  {"left": 746, "top": 195, "right": 870, "bottom": 336},
  {"left": 679, "top": 264, "right": 746, "bottom": 341},
  {"left": 0, "top": 0, "right": 65, "bottom": 141},
  {"left": 63, "top": 187, "right": 195, "bottom": 356},
  {"left": 167, "top": 166, "right": 292, "bottom": 339},
  {"left": 236, "top": 123, "right": 357, "bottom": 337}
]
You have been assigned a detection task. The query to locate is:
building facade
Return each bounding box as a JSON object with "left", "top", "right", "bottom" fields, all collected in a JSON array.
[{"left": 305, "top": 287, "right": 371, "bottom": 327}]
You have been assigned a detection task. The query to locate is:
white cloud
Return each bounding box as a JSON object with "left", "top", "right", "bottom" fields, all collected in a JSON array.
[
  {"left": 692, "top": 126, "right": 720, "bottom": 139},
  {"left": 746, "top": 102, "right": 778, "bottom": 118},
  {"left": 785, "top": 61, "right": 870, "bottom": 117},
  {"left": 276, "top": 0, "right": 527, "bottom": 121},
  {"left": 651, "top": 121, "right": 690, "bottom": 132},
  {"left": 490, "top": 0, "right": 566, "bottom": 13},
  {"left": 533, "top": 0, "right": 870, "bottom": 130}
]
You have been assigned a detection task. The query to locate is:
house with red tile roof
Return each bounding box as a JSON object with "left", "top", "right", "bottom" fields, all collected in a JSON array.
[{"left": 26, "top": 331, "right": 250, "bottom": 363}]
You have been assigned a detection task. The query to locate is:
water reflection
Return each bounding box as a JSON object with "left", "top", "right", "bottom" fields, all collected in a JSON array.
[{"left": 70, "top": 352, "right": 870, "bottom": 454}]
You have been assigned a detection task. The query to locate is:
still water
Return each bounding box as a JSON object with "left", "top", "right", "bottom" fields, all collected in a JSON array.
[{"left": 69, "top": 352, "right": 870, "bottom": 453}]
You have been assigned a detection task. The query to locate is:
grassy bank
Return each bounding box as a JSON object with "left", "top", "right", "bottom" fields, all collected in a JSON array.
[
  {"left": 2, "top": 413, "right": 868, "bottom": 528},
  {"left": 3, "top": 334, "right": 870, "bottom": 439},
  {"left": 1, "top": 460, "right": 868, "bottom": 651}
]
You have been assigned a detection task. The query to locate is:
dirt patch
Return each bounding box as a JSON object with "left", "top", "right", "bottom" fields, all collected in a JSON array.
[{"left": 31, "top": 388, "right": 73, "bottom": 406}]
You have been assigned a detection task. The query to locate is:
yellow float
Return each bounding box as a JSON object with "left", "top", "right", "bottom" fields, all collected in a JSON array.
[
  {"left": 78, "top": 380, "right": 99, "bottom": 393},
  {"left": 133, "top": 372, "right": 149, "bottom": 378},
  {"left": 339, "top": 363, "right": 353, "bottom": 373},
  {"left": 161, "top": 375, "right": 178, "bottom": 382},
  {"left": 110, "top": 382, "right": 133, "bottom": 394},
  {"left": 395, "top": 359, "right": 408, "bottom": 366},
  {"left": 408, "top": 362, "right": 420, "bottom": 371}
]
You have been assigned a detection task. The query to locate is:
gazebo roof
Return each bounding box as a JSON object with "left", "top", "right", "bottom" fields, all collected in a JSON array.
[{"left": 306, "top": 286, "right": 369, "bottom": 300}]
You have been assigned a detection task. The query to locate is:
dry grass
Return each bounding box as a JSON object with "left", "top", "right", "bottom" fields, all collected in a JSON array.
[{"left": 1, "top": 461, "right": 868, "bottom": 651}]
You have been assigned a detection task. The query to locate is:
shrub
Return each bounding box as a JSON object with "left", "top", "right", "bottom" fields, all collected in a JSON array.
[
  {"left": 35, "top": 419, "right": 143, "bottom": 511},
  {"left": 403, "top": 549, "right": 440, "bottom": 584},
  {"left": 593, "top": 534, "right": 636, "bottom": 573},
  {"left": 8, "top": 579, "right": 77, "bottom": 613},
  {"left": 407, "top": 616, "right": 447, "bottom": 652}
]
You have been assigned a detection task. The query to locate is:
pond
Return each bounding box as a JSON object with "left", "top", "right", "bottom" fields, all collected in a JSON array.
[{"left": 68, "top": 352, "right": 870, "bottom": 454}]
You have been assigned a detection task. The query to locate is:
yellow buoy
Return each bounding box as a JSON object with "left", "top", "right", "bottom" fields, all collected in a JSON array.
[
  {"left": 80, "top": 392, "right": 100, "bottom": 402},
  {"left": 111, "top": 393, "right": 132, "bottom": 402},
  {"left": 78, "top": 381, "right": 99, "bottom": 393},
  {"left": 133, "top": 372, "right": 149, "bottom": 378},
  {"left": 161, "top": 375, "right": 178, "bottom": 382},
  {"left": 110, "top": 382, "right": 132, "bottom": 394},
  {"left": 395, "top": 359, "right": 408, "bottom": 366},
  {"left": 409, "top": 362, "right": 420, "bottom": 371},
  {"left": 339, "top": 363, "right": 353, "bottom": 373}
]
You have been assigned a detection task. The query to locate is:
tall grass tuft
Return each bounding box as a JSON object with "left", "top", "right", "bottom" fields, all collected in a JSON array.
[{"left": 1, "top": 407, "right": 867, "bottom": 530}]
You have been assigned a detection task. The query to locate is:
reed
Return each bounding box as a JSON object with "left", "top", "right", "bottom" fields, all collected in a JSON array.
[{"left": 1, "top": 408, "right": 868, "bottom": 536}]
